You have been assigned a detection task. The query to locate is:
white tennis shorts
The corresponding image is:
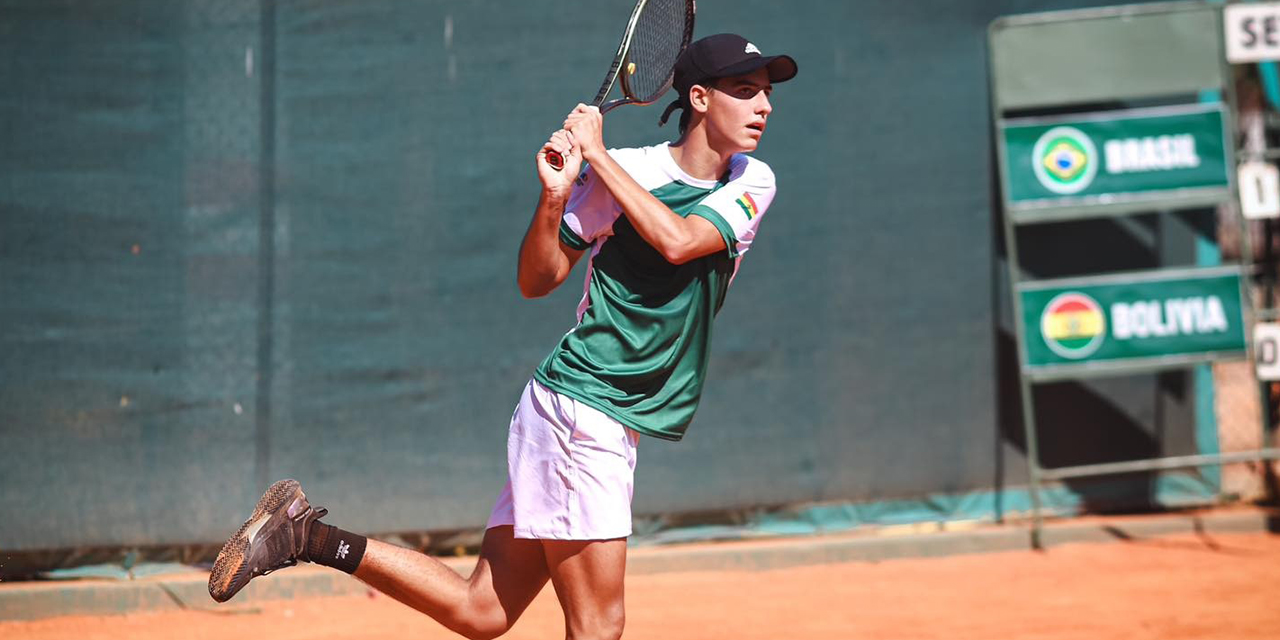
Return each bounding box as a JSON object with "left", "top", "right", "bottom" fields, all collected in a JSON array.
[{"left": 486, "top": 379, "right": 640, "bottom": 540}]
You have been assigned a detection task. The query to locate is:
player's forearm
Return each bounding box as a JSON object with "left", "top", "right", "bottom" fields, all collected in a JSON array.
[
  {"left": 585, "top": 149, "right": 705, "bottom": 264},
  {"left": 517, "top": 189, "right": 573, "bottom": 298}
]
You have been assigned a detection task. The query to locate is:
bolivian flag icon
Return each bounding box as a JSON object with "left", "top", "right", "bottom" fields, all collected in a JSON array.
[
  {"left": 736, "top": 193, "right": 759, "bottom": 220},
  {"left": 1040, "top": 292, "right": 1106, "bottom": 359}
]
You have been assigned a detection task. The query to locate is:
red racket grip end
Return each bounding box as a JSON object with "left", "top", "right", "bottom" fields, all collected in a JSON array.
[{"left": 546, "top": 150, "right": 566, "bottom": 172}]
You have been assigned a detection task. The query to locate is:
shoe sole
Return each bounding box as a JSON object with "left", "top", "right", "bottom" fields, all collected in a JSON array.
[{"left": 208, "top": 479, "right": 304, "bottom": 603}]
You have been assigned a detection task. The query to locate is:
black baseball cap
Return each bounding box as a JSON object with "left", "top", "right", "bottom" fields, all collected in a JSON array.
[{"left": 660, "top": 33, "right": 798, "bottom": 126}]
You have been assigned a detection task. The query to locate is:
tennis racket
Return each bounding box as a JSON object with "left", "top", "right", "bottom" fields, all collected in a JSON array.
[{"left": 545, "top": 0, "right": 695, "bottom": 171}]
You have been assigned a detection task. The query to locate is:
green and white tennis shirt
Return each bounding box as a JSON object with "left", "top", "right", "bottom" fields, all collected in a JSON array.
[{"left": 533, "top": 142, "right": 776, "bottom": 441}]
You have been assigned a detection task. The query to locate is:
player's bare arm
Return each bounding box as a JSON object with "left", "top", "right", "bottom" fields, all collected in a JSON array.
[
  {"left": 518, "top": 130, "right": 586, "bottom": 298},
  {"left": 564, "top": 104, "right": 726, "bottom": 265}
]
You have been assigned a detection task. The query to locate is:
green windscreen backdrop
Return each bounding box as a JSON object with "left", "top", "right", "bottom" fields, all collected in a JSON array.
[{"left": 0, "top": 0, "right": 1211, "bottom": 553}]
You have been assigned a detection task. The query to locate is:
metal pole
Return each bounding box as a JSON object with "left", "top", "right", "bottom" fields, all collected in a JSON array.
[
  {"left": 1257, "top": 207, "right": 1274, "bottom": 496},
  {"left": 999, "top": 176, "right": 1046, "bottom": 549},
  {"left": 1038, "top": 448, "right": 1280, "bottom": 480},
  {"left": 989, "top": 17, "right": 1047, "bottom": 549},
  {"left": 1020, "top": 379, "right": 1046, "bottom": 549}
]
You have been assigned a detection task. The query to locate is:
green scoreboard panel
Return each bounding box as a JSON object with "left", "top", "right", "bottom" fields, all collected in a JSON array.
[{"left": 1019, "top": 267, "right": 1247, "bottom": 379}]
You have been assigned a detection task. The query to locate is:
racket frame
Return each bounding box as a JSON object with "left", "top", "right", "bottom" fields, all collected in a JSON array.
[
  {"left": 546, "top": 0, "right": 694, "bottom": 170},
  {"left": 613, "top": 0, "right": 696, "bottom": 112},
  {"left": 594, "top": 0, "right": 651, "bottom": 114}
]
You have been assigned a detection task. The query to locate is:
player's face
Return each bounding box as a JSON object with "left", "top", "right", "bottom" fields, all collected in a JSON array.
[{"left": 705, "top": 69, "right": 773, "bottom": 153}]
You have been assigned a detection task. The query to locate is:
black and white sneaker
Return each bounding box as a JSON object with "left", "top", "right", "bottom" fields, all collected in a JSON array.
[{"left": 208, "top": 479, "right": 326, "bottom": 603}]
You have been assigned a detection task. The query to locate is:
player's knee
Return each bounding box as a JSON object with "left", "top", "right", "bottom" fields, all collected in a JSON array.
[
  {"left": 601, "top": 609, "right": 626, "bottom": 640},
  {"left": 460, "top": 628, "right": 504, "bottom": 640},
  {"left": 451, "top": 605, "right": 514, "bottom": 640},
  {"left": 567, "top": 605, "right": 624, "bottom": 640},
  {"left": 455, "top": 616, "right": 511, "bottom": 640}
]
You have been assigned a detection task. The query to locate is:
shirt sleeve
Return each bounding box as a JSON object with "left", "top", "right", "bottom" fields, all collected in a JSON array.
[
  {"left": 559, "top": 163, "right": 620, "bottom": 251},
  {"left": 687, "top": 157, "right": 777, "bottom": 259}
]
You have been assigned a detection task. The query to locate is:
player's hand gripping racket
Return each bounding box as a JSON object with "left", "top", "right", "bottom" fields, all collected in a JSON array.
[{"left": 545, "top": 0, "right": 695, "bottom": 171}]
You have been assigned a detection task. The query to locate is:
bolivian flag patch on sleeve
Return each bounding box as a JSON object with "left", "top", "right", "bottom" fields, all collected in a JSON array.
[{"left": 735, "top": 192, "right": 759, "bottom": 220}]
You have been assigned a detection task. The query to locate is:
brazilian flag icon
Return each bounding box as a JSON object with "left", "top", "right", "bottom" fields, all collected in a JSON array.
[
  {"left": 1043, "top": 140, "right": 1087, "bottom": 182},
  {"left": 1031, "top": 126, "right": 1098, "bottom": 195}
]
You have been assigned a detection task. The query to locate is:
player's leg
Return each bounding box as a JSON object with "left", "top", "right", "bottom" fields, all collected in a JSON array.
[
  {"left": 355, "top": 524, "right": 550, "bottom": 640},
  {"left": 543, "top": 538, "right": 628, "bottom": 640},
  {"left": 209, "top": 480, "right": 549, "bottom": 640},
  {"left": 505, "top": 382, "right": 635, "bottom": 640}
]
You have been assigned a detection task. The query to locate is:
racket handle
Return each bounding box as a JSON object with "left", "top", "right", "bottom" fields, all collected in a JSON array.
[{"left": 546, "top": 149, "right": 566, "bottom": 171}]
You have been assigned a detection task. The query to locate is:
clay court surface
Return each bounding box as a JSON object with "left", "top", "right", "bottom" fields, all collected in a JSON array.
[{"left": 4, "top": 530, "right": 1279, "bottom": 640}]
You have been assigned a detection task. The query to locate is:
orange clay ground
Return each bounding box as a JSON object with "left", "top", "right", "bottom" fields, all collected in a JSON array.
[{"left": 4, "top": 530, "right": 1279, "bottom": 640}]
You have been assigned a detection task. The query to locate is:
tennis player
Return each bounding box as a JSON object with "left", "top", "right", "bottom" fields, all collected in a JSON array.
[{"left": 209, "top": 33, "right": 797, "bottom": 640}]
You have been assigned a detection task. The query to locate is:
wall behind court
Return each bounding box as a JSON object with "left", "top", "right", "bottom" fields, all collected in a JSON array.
[{"left": 0, "top": 0, "right": 1204, "bottom": 553}]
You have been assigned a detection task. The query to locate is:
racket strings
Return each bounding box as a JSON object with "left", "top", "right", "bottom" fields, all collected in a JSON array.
[{"left": 624, "top": 0, "right": 690, "bottom": 102}]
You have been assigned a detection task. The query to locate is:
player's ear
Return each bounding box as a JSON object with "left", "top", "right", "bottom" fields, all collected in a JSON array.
[{"left": 689, "top": 83, "right": 712, "bottom": 115}]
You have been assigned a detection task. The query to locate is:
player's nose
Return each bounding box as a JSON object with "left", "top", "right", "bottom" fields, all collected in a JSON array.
[{"left": 756, "top": 91, "right": 772, "bottom": 116}]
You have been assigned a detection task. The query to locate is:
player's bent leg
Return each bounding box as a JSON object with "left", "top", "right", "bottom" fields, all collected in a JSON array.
[
  {"left": 355, "top": 525, "right": 551, "bottom": 640},
  {"left": 211, "top": 481, "right": 550, "bottom": 640},
  {"left": 543, "top": 538, "right": 627, "bottom": 640}
]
